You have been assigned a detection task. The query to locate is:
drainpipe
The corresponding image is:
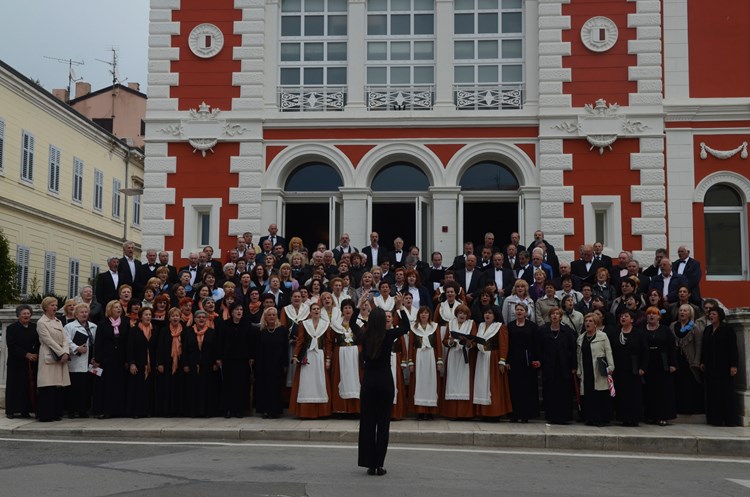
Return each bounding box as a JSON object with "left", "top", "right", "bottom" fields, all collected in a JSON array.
[{"left": 122, "top": 146, "right": 130, "bottom": 243}]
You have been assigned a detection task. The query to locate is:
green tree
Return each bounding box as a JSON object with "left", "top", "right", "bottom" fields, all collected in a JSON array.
[{"left": 0, "top": 229, "right": 19, "bottom": 306}]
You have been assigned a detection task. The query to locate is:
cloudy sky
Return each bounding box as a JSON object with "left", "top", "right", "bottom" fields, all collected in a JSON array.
[{"left": 0, "top": 0, "right": 149, "bottom": 95}]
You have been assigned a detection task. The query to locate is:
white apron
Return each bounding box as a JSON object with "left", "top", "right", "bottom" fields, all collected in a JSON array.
[
  {"left": 401, "top": 307, "right": 417, "bottom": 386},
  {"left": 320, "top": 306, "right": 342, "bottom": 325},
  {"left": 438, "top": 301, "right": 457, "bottom": 377},
  {"left": 330, "top": 318, "right": 360, "bottom": 399},
  {"left": 390, "top": 351, "right": 398, "bottom": 405},
  {"left": 374, "top": 294, "right": 395, "bottom": 311},
  {"left": 444, "top": 319, "right": 472, "bottom": 401},
  {"left": 284, "top": 304, "right": 310, "bottom": 388},
  {"left": 473, "top": 322, "right": 501, "bottom": 406},
  {"left": 412, "top": 322, "right": 439, "bottom": 407},
  {"left": 297, "top": 319, "right": 329, "bottom": 403}
]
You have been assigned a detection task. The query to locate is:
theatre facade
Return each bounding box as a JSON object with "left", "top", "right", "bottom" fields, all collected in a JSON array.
[{"left": 143, "top": 0, "right": 750, "bottom": 306}]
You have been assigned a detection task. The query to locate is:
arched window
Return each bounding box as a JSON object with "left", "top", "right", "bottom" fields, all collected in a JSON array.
[
  {"left": 371, "top": 162, "right": 430, "bottom": 191},
  {"left": 704, "top": 184, "right": 745, "bottom": 277},
  {"left": 284, "top": 162, "right": 343, "bottom": 191},
  {"left": 459, "top": 161, "right": 519, "bottom": 190}
]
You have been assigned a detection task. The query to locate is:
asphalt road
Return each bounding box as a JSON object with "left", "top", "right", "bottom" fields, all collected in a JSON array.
[{"left": 0, "top": 437, "right": 749, "bottom": 497}]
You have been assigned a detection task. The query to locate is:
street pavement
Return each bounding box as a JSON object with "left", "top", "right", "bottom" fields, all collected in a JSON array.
[{"left": 1, "top": 411, "right": 749, "bottom": 457}]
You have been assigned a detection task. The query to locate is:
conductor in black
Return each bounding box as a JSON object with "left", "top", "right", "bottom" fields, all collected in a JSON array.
[{"left": 354, "top": 304, "right": 410, "bottom": 476}]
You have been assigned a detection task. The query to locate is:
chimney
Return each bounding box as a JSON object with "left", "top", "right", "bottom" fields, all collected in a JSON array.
[
  {"left": 127, "top": 82, "right": 141, "bottom": 92},
  {"left": 75, "top": 81, "right": 91, "bottom": 99},
  {"left": 52, "top": 88, "right": 69, "bottom": 102}
]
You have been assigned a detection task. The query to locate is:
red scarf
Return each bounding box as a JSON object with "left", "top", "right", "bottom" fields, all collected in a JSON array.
[
  {"left": 169, "top": 323, "right": 182, "bottom": 374},
  {"left": 194, "top": 323, "right": 208, "bottom": 350}
]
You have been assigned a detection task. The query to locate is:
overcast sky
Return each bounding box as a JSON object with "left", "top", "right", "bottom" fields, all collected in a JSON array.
[{"left": 0, "top": 0, "right": 149, "bottom": 95}]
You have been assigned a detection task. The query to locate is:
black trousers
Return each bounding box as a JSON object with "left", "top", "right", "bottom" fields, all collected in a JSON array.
[
  {"left": 37, "top": 386, "right": 64, "bottom": 421},
  {"left": 358, "top": 368, "right": 394, "bottom": 469}
]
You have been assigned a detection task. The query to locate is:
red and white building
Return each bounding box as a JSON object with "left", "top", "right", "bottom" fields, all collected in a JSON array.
[{"left": 144, "top": 0, "right": 750, "bottom": 307}]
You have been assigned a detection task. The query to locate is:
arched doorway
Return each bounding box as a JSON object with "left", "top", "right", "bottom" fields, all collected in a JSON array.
[
  {"left": 284, "top": 162, "right": 343, "bottom": 251},
  {"left": 459, "top": 160, "right": 519, "bottom": 250},
  {"left": 371, "top": 161, "right": 431, "bottom": 252}
]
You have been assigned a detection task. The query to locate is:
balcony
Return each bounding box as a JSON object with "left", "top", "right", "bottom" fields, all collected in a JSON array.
[
  {"left": 365, "top": 85, "right": 434, "bottom": 111},
  {"left": 453, "top": 84, "right": 524, "bottom": 110},
  {"left": 278, "top": 86, "right": 347, "bottom": 112}
]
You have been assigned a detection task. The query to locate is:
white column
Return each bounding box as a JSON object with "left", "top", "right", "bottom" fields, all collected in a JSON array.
[
  {"left": 433, "top": 0, "right": 455, "bottom": 110},
  {"left": 665, "top": 129, "right": 695, "bottom": 257},
  {"left": 627, "top": 0, "right": 664, "bottom": 107},
  {"left": 340, "top": 187, "right": 371, "bottom": 247},
  {"left": 347, "top": 0, "right": 367, "bottom": 109},
  {"left": 429, "top": 186, "right": 460, "bottom": 262},
  {"left": 662, "top": 0, "right": 690, "bottom": 100}
]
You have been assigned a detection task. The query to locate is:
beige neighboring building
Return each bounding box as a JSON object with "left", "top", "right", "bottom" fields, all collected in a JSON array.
[
  {"left": 68, "top": 81, "right": 147, "bottom": 149},
  {"left": 0, "top": 59, "right": 144, "bottom": 299}
]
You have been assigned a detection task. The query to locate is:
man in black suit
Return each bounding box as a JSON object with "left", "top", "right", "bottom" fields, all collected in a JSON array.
[
  {"left": 482, "top": 252, "right": 515, "bottom": 298},
  {"left": 650, "top": 257, "right": 689, "bottom": 303},
  {"left": 477, "top": 246, "right": 494, "bottom": 272},
  {"left": 642, "top": 248, "right": 667, "bottom": 279},
  {"left": 592, "top": 242, "right": 613, "bottom": 268},
  {"left": 673, "top": 246, "right": 703, "bottom": 304},
  {"left": 626, "top": 259, "right": 650, "bottom": 294},
  {"left": 361, "top": 231, "right": 387, "bottom": 268},
  {"left": 134, "top": 249, "right": 159, "bottom": 297},
  {"left": 332, "top": 233, "right": 358, "bottom": 262},
  {"left": 527, "top": 230, "right": 556, "bottom": 256},
  {"left": 427, "top": 251, "right": 447, "bottom": 291},
  {"left": 570, "top": 244, "right": 603, "bottom": 285},
  {"left": 480, "top": 232, "right": 501, "bottom": 255},
  {"left": 389, "top": 237, "right": 407, "bottom": 268},
  {"left": 515, "top": 250, "right": 534, "bottom": 285},
  {"left": 450, "top": 241, "right": 475, "bottom": 270},
  {"left": 96, "top": 257, "right": 121, "bottom": 306},
  {"left": 158, "top": 251, "right": 178, "bottom": 284},
  {"left": 178, "top": 252, "right": 202, "bottom": 286},
  {"left": 502, "top": 232, "right": 526, "bottom": 258},
  {"left": 117, "top": 240, "right": 141, "bottom": 287},
  {"left": 503, "top": 244, "right": 521, "bottom": 271},
  {"left": 203, "top": 246, "right": 224, "bottom": 276},
  {"left": 406, "top": 246, "right": 431, "bottom": 284},
  {"left": 455, "top": 254, "right": 482, "bottom": 304},
  {"left": 255, "top": 239, "right": 274, "bottom": 266},
  {"left": 259, "top": 223, "right": 286, "bottom": 255}
]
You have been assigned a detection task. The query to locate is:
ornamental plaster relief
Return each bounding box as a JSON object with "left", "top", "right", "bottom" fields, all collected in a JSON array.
[{"left": 699, "top": 142, "right": 748, "bottom": 160}]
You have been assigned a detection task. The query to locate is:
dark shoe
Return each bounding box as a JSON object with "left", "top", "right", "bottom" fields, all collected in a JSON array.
[
  {"left": 79, "top": 413, "right": 89, "bottom": 419},
  {"left": 262, "top": 413, "right": 270, "bottom": 419},
  {"left": 376, "top": 467, "right": 387, "bottom": 476},
  {"left": 20, "top": 413, "right": 31, "bottom": 419},
  {"left": 6, "top": 413, "right": 15, "bottom": 419},
  {"left": 367, "top": 467, "right": 377, "bottom": 475},
  {"left": 225, "top": 411, "right": 232, "bottom": 419}
]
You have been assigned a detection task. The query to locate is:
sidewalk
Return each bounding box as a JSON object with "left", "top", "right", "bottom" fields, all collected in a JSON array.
[{"left": 2, "top": 412, "right": 749, "bottom": 457}]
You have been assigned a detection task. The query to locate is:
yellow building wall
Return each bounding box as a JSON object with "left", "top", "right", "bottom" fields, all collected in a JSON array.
[{"left": 0, "top": 64, "right": 143, "bottom": 299}]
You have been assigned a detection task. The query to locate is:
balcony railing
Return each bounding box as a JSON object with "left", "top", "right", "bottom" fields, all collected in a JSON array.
[
  {"left": 366, "top": 85, "right": 434, "bottom": 111},
  {"left": 453, "top": 84, "right": 524, "bottom": 110},
  {"left": 278, "top": 86, "right": 347, "bottom": 112}
]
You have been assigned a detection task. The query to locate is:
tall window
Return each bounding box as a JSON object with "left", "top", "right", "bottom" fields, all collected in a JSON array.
[
  {"left": 366, "top": 0, "right": 435, "bottom": 87},
  {"left": 453, "top": 0, "right": 524, "bottom": 109},
  {"left": 91, "top": 263, "right": 101, "bottom": 282},
  {"left": 704, "top": 184, "right": 746, "bottom": 278},
  {"left": 72, "top": 157, "right": 84, "bottom": 203},
  {"left": 0, "top": 118, "right": 5, "bottom": 170},
  {"left": 15, "top": 245, "right": 30, "bottom": 296},
  {"left": 280, "top": 0, "right": 348, "bottom": 87},
  {"left": 94, "top": 169, "right": 104, "bottom": 211},
  {"left": 68, "top": 258, "right": 80, "bottom": 298},
  {"left": 48, "top": 145, "right": 61, "bottom": 193},
  {"left": 133, "top": 194, "right": 141, "bottom": 226},
  {"left": 112, "top": 178, "right": 122, "bottom": 218},
  {"left": 44, "top": 251, "right": 56, "bottom": 295},
  {"left": 20, "top": 131, "right": 34, "bottom": 182}
]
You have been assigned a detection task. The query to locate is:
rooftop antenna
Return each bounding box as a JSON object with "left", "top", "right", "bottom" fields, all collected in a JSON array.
[
  {"left": 43, "top": 56, "right": 84, "bottom": 102},
  {"left": 96, "top": 47, "right": 126, "bottom": 87}
]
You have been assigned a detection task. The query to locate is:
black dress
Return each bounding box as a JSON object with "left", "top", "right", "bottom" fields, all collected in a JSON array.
[
  {"left": 354, "top": 310, "right": 410, "bottom": 470},
  {"left": 127, "top": 323, "right": 158, "bottom": 417},
  {"left": 183, "top": 326, "right": 219, "bottom": 417},
  {"left": 219, "top": 318, "right": 254, "bottom": 417},
  {"left": 643, "top": 325, "right": 677, "bottom": 422},
  {"left": 673, "top": 322, "right": 705, "bottom": 415},
  {"left": 94, "top": 318, "right": 129, "bottom": 418},
  {"left": 702, "top": 324, "right": 739, "bottom": 426},
  {"left": 154, "top": 323, "right": 187, "bottom": 417},
  {"left": 4, "top": 321, "right": 40, "bottom": 416},
  {"left": 537, "top": 323, "right": 576, "bottom": 424},
  {"left": 580, "top": 336, "right": 611, "bottom": 425},
  {"left": 608, "top": 327, "right": 648, "bottom": 425},
  {"left": 253, "top": 325, "right": 289, "bottom": 417},
  {"left": 507, "top": 320, "right": 540, "bottom": 421}
]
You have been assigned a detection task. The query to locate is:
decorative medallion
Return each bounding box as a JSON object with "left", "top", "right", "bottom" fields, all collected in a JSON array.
[
  {"left": 157, "top": 102, "right": 248, "bottom": 157},
  {"left": 699, "top": 142, "right": 748, "bottom": 160},
  {"left": 188, "top": 23, "right": 225, "bottom": 58},
  {"left": 552, "top": 98, "right": 648, "bottom": 154},
  {"left": 581, "top": 17, "right": 619, "bottom": 53}
]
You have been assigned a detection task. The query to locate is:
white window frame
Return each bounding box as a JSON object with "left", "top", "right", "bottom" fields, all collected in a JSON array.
[
  {"left": 15, "top": 245, "right": 30, "bottom": 297},
  {"left": 72, "top": 157, "right": 84, "bottom": 203},
  {"left": 581, "top": 195, "right": 622, "bottom": 253},
  {"left": 44, "top": 251, "right": 56, "bottom": 295},
  {"left": 704, "top": 189, "right": 748, "bottom": 281},
  {"left": 112, "top": 178, "right": 122, "bottom": 219},
  {"left": 20, "top": 130, "right": 34, "bottom": 183},
  {"left": 68, "top": 258, "right": 80, "bottom": 298},
  {"left": 132, "top": 194, "right": 141, "bottom": 227},
  {"left": 94, "top": 169, "right": 104, "bottom": 211},
  {"left": 0, "top": 117, "right": 5, "bottom": 171},
  {"left": 181, "top": 198, "right": 223, "bottom": 259},
  {"left": 366, "top": 0, "right": 436, "bottom": 85},
  {"left": 48, "top": 145, "right": 61, "bottom": 193}
]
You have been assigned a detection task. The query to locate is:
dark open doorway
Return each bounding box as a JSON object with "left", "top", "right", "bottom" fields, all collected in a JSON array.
[
  {"left": 372, "top": 202, "right": 415, "bottom": 251},
  {"left": 462, "top": 202, "right": 518, "bottom": 250},
  {"left": 285, "top": 203, "right": 329, "bottom": 252}
]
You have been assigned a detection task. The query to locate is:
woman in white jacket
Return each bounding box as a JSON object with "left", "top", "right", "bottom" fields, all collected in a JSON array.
[
  {"left": 63, "top": 303, "right": 97, "bottom": 418},
  {"left": 576, "top": 312, "right": 614, "bottom": 426}
]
